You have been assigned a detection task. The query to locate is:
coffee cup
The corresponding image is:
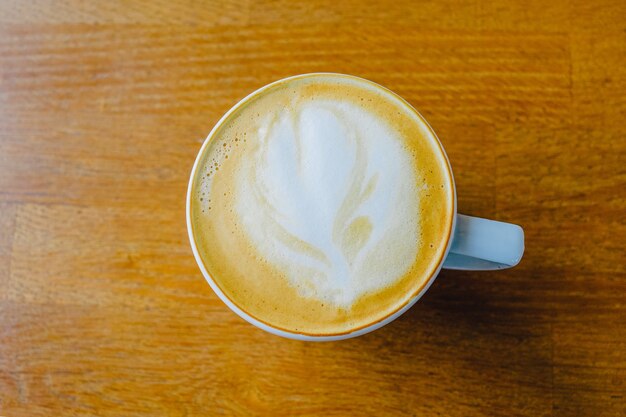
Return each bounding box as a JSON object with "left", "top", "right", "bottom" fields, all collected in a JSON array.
[{"left": 186, "top": 73, "right": 524, "bottom": 341}]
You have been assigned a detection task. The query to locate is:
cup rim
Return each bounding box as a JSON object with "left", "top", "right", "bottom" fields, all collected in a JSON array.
[{"left": 186, "top": 73, "right": 457, "bottom": 341}]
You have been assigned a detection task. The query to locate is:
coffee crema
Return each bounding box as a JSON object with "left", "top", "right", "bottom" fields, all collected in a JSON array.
[{"left": 189, "top": 74, "right": 454, "bottom": 335}]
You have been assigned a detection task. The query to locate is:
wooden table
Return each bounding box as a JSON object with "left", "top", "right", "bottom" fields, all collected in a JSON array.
[{"left": 1, "top": 1, "right": 624, "bottom": 415}]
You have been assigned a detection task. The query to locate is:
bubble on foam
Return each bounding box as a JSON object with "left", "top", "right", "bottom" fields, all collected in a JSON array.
[
  {"left": 234, "top": 98, "right": 420, "bottom": 307},
  {"left": 196, "top": 133, "right": 243, "bottom": 214}
]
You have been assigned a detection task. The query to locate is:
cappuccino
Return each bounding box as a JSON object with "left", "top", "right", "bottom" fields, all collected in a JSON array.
[{"left": 189, "top": 74, "right": 454, "bottom": 335}]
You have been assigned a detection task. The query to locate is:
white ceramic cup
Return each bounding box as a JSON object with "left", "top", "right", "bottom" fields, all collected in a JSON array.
[{"left": 186, "top": 73, "right": 525, "bottom": 341}]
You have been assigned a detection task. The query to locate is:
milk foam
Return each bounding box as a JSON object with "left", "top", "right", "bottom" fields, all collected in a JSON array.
[{"left": 235, "top": 99, "right": 421, "bottom": 307}]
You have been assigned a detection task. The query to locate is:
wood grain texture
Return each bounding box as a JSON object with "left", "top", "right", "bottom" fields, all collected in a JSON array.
[{"left": 0, "top": 0, "right": 625, "bottom": 416}]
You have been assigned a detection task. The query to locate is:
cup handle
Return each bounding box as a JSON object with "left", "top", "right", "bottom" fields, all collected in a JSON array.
[{"left": 442, "top": 214, "right": 524, "bottom": 270}]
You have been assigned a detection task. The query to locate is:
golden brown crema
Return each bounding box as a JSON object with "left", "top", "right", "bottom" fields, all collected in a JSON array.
[{"left": 189, "top": 74, "right": 454, "bottom": 335}]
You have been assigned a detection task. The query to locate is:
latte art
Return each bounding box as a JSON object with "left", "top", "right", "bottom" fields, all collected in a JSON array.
[
  {"left": 189, "top": 74, "right": 454, "bottom": 335},
  {"left": 236, "top": 100, "right": 420, "bottom": 307}
]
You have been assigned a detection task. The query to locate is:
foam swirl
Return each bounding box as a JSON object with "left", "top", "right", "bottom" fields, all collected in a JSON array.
[{"left": 235, "top": 99, "right": 420, "bottom": 307}]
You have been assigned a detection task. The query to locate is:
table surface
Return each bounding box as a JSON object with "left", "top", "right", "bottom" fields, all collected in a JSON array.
[{"left": 1, "top": 1, "right": 625, "bottom": 416}]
